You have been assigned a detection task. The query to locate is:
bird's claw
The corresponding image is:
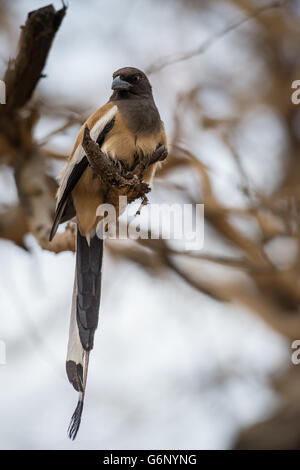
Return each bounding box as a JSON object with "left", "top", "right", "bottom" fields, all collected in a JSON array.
[{"left": 154, "top": 144, "right": 168, "bottom": 161}]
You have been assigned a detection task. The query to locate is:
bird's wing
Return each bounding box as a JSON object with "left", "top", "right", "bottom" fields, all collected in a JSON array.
[{"left": 49, "top": 102, "right": 118, "bottom": 241}]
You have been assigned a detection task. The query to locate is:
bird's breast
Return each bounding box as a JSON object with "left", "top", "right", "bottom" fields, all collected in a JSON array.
[{"left": 101, "top": 111, "right": 162, "bottom": 167}]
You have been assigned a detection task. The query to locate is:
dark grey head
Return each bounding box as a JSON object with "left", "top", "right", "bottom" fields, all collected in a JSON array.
[{"left": 110, "top": 67, "right": 153, "bottom": 99}]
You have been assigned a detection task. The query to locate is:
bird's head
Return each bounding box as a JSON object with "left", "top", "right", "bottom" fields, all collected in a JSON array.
[{"left": 111, "top": 67, "right": 152, "bottom": 98}]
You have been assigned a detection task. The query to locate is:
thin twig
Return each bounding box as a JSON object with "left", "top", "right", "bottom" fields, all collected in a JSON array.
[{"left": 146, "top": 1, "right": 284, "bottom": 74}]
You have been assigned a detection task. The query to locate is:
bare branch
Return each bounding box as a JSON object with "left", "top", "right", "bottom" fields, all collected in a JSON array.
[
  {"left": 146, "top": 1, "right": 284, "bottom": 74},
  {"left": 2, "top": 4, "right": 66, "bottom": 112},
  {"left": 0, "top": 204, "right": 28, "bottom": 248}
]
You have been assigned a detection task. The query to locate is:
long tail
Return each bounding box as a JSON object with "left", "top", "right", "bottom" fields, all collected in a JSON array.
[{"left": 66, "top": 228, "right": 103, "bottom": 440}]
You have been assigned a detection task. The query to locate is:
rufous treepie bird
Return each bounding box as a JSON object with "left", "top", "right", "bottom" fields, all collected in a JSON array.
[{"left": 49, "top": 67, "right": 168, "bottom": 439}]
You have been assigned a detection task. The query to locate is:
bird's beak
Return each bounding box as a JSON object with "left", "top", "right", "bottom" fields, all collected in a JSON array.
[{"left": 111, "top": 76, "right": 132, "bottom": 91}]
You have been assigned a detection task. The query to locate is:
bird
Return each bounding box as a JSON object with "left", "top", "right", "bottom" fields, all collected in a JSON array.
[{"left": 49, "top": 67, "right": 167, "bottom": 440}]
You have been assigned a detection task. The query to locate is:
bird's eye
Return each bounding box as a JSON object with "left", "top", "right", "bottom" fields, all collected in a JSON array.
[{"left": 134, "top": 75, "right": 141, "bottom": 82}]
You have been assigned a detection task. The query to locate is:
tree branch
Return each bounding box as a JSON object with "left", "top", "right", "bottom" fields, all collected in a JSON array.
[
  {"left": 2, "top": 4, "right": 66, "bottom": 112},
  {"left": 0, "top": 4, "right": 68, "bottom": 252},
  {"left": 146, "top": 1, "right": 284, "bottom": 74}
]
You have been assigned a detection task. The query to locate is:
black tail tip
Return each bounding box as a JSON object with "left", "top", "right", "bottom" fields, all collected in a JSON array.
[{"left": 68, "top": 400, "right": 83, "bottom": 440}]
